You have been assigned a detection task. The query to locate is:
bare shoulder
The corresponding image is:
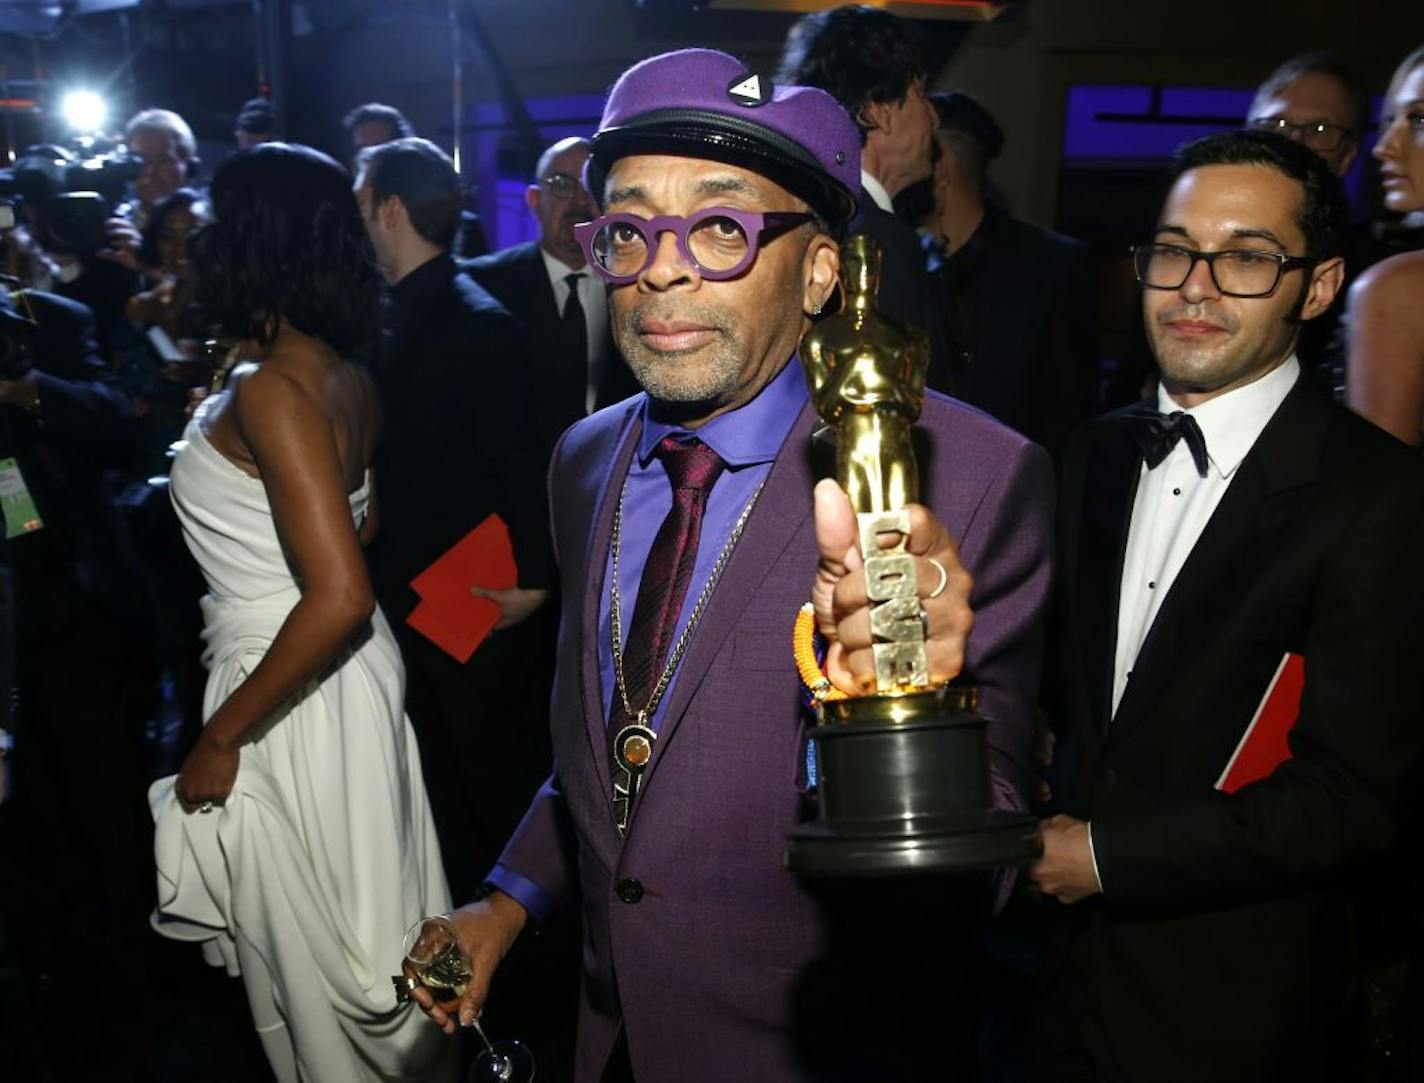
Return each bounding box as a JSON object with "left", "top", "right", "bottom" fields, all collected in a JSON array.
[
  {"left": 230, "top": 356, "right": 324, "bottom": 425},
  {"left": 1350, "top": 251, "right": 1424, "bottom": 316}
]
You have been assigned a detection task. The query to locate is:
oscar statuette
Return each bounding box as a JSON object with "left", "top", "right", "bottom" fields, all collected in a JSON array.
[{"left": 783, "top": 233, "right": 1040, "bottom": 875}]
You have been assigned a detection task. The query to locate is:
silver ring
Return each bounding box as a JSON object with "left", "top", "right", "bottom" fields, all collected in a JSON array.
[
  {"left": 198, "top": 801, "right": 215, "bottom": 814},
  {"left": 926, "top": 557, "right": 948, "bottom": 600}
]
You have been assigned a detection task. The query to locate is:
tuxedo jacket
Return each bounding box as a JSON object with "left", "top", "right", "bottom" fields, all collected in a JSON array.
[
  {"left": 1042, "top": 374, "right": 1424, "bottom": 1082},
  {"left": 463, "top": 242, "right": 638, "bottom": 463},
  {"left": 497, "top": 386, "right": 1054, "bottom": 1081}
]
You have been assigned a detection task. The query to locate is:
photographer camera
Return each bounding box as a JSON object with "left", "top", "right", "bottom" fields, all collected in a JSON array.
[
  {"left": 0, "top": 276, "right": 162, "bottom": 1072},
  {"left": 0, "top": 129, "right": 198, "bottom": 474}
]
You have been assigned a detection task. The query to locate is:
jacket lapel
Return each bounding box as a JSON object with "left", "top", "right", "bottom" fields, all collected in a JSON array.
[
  {"left": 1107, "top": 377, "right": 1329, "bottom": 748},
  {"left": 520, "top": 242, "right": 562, "bottom": 328},
  {"left": 579, "top": 405, "right": 643, "bottom": 814},
  {"left": 629, "top": 402, "right": 820, "bottom": 818}
]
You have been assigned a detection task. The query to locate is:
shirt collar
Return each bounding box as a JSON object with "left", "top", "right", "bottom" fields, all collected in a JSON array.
[
  {"left": 637, "top": 354, "right": 809, "bottom": 469},
  {"left": 540, "top": 245, "right": 587, "bottom": 290},
  {"left": 1157, "top": 355, "right": 1300, "bottom": 479},
  {"left": 860, "top": 170, "right": 893, "bottom": 214}
]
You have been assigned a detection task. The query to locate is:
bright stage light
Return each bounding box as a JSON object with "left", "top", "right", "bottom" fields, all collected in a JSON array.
[{"left": 61, "top": 90, "right": 107, "bottom": 133}]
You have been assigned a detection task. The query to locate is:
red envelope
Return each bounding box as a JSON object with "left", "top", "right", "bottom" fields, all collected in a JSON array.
[
  {"left": 1215, "top": 652, "right": 1304, "bottom": 794},
  {"left": 404, "top": 514, "right": 519, "bottom": 663}
]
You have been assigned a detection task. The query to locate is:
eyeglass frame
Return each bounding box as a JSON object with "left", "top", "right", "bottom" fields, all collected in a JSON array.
[
  {"left": 538, "top": 171, "right": 590, "bottom": 198},
  {"left": 1247, "top": 115, "right": 1355, "bottom": 152},
  {"left": 573, "top": 207, "right": 816, "bottom": 286},
  {"left": 1129, "top": 242, "right": 1319, "bottom": 298}
]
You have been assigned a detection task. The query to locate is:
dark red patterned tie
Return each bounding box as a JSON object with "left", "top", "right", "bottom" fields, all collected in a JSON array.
[{"left": 609, "top": 436, "right": 725, "bottom": 833}]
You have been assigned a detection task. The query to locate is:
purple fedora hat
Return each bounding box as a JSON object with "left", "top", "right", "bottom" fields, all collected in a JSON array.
[{"left": 586, "top": 48, "right": 860, "bottom": 230}]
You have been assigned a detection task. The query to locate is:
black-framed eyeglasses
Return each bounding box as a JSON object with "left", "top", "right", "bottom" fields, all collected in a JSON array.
[
  {"left": 1248, "top": 115, "right": 1354, "bottom": 152},
  {"left": 573, "top": 207, "right": 815, "bottom": 286},
  {"left": 540, "top": 171, "right": 589, "bottom": 198},
  {"left": 1130, "top": 243, "right": 1317, "bottom": 298}
]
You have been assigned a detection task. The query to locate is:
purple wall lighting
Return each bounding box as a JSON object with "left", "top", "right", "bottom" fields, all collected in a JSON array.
[
  {"left": 1063, "top": 84, "right": 1256, "bottom": 165},
  {"left": 472, "top": 93, "right": 605, "bottom": 251},
  {"left": 1062, "top": 84, "right": 1377, "bottom": 208}
]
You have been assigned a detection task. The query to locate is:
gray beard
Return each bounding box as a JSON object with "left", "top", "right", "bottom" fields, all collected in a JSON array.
[{"left": 616, "top": 305, "right": 743, "bottom": 405}]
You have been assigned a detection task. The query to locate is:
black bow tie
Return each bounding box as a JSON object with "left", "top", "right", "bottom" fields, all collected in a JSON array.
[{"left": 1122, "top": 403, "right": 1210, "bottom": 478}]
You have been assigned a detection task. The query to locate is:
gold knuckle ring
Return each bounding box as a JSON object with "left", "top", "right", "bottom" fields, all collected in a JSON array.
[{"left": 926, "top": 557, "right": 949, "bottom": 600}]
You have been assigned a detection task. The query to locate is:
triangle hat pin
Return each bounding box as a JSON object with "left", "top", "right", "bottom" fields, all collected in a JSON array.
[{"left": 727, "top": 72, "right": 772, "bottom": 108}]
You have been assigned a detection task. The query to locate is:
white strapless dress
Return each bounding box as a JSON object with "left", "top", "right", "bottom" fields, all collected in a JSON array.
[{"left": 150, "top": 420, "right": 453, "bottom": 1082}]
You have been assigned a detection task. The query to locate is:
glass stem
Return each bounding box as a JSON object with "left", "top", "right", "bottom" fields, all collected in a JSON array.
[{"left": 469, "top": 1016, "right": 495, "bottom": 1054}]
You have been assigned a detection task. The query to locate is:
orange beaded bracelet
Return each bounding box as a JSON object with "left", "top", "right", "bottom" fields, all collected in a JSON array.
[{"left": 793, "top": 602, "right": 847, "bottom": 703}]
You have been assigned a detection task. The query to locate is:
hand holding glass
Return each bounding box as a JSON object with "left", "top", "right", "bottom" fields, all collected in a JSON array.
[{"left": 398, "top": 916, "right": 536, "bottom": 1082}]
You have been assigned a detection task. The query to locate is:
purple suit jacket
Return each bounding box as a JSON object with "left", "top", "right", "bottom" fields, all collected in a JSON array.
[{"left": 498, "top": 390, "right": 1054, "bottom": 1081}]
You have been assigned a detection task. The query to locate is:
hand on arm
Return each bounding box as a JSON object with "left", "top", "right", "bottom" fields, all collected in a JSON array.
[{"left": 175, "top": 368, "right": 375, "bottom": 810}]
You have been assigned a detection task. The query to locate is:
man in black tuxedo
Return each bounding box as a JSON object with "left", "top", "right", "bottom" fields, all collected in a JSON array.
[
  {"left": 921, "top": 91, "right": 1097, "bottom": 458},
  {"left": 465, "top": 137, "right": 637, "bottom": 464},
  {"left": 777, "top": 5, "right": 945, "bottom": 371},
  {"left": 1030, "top": 130, "right": 1424, "bottom": 1082},
  {"left": 355, "top": 137, "right": 557, "bottom": 898}
]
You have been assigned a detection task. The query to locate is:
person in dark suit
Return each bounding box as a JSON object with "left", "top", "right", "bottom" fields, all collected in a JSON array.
[
  {"left": 920, "top": 91, "right": 1097, "bottom": 458},
  {"left": 405, "top": 48, "right": 1054, "bottom": 1082},
  {"left": 777, "top": 5, "right": 947, "bottom": 372},
  {"left": 1030, "top": 130, "right": 1424, "bottom": 1082},
  {"left": 0, "top": 288, "right": 161, "bottom": 1070},
  {"left": 354, "top": 136, "right": 575, "bottom": 1071},
  {"left": 465, "top": 137, "right": 638, "bottom": 465},
  {"left": 354, "top": 137, "right": 557, "bottom": 896}
]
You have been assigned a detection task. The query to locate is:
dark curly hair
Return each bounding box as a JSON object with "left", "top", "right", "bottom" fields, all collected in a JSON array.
[
  {"left": 1168, "top": 129, "right": 1347, "bottom": 260},
  {"left": 140, "top": 187, "right": 203, "bottom": 269},
  {"left": 192, "top": 143, "right": 381, "bottom": 362},
  {"left": 776, "top": 5, "right": 929, "bottom": 144}
]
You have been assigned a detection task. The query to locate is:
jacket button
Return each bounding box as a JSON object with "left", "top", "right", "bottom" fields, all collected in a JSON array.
[
  {"left": 616, "top": 878, "right": 644, "bottom": 904},
  {"left": 1102, "top": 768, "right": 1118, "bottom": 788}
]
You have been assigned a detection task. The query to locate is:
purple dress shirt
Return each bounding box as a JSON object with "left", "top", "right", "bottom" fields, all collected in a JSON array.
[{"left": 488, "top": 357, "right": 807, "bottom": 917}]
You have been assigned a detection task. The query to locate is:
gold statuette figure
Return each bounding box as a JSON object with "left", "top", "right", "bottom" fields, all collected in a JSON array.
[{"left": 801, "top": 232, "right": 932, "bottom": 694}]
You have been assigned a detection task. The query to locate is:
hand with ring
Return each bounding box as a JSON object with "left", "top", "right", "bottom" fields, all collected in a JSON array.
[
  {"left": 810, "top": 478, "right": 975, "bottom": 695},
  {"left": 175, "top": 729, "right": 239, "bottom": 813}
]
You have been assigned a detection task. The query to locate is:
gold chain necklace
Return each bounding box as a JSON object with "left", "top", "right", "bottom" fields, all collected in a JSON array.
[{"left": 609, "top": 475, "right": 766, "bottom": 728}]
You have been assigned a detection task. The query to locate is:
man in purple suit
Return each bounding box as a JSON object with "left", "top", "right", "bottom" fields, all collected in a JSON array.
[{"left": 408, "top": 49, "right": 1054, "bottom": 1081}]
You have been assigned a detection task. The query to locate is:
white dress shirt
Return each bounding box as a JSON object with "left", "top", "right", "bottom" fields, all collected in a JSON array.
[
  {"left": 860, "top": 170, "right": 893, "bottom": 213},
  {"left": 1111, "top": 356, "right": 1300, "bottom": 716},
  {"left": 1088, "top": 355, "right": 1300, "bottom": 892},
  {"left": 540, "top": 246, "right": 609, "bottom": 415}
]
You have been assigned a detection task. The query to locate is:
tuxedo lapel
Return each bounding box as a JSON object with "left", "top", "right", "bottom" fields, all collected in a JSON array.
[
  {"left": 630, "top": 402, "right": 819, "bottom": 816},
  {"left": 1107, "top": 378, "right": 1329, "bottom": 747},
  {"left": 1073, "top": 417, "right": 1143, "bottom": 734},
  {"left": 579, "top": 406, "right": 643, "bottom": 815}
]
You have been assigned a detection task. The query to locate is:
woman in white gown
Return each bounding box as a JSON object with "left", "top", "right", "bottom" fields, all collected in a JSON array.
[{"left": 149, "top": 143, "right": 452, "bottom": 1082}]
